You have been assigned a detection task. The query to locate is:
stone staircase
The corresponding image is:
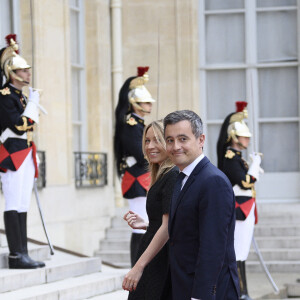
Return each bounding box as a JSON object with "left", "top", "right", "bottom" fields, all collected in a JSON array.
[
  {"left": 247, "top": 203, "right": 300, "bottom": 274},
  {"left": 96, "top": 209, "right": 131, "bottom": 268},
  {"left": 0, "top": 233, "right": 127, "bottom": 299},
  {"left": 96, "top": 204, "right": 300, "bottom": 275}
]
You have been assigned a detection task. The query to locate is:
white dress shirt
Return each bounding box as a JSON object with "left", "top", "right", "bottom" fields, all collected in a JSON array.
[
  {"left": 179, "top": 154, "right": 205, "bottom": 300},
  {"left": 180, "top": 153, "right": 205, "bottom": 189}
]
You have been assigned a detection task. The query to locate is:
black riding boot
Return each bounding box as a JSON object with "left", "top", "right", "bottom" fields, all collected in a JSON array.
[
  {"left": 4, "top": 211, "right": 40, "bottom": 269},
  {"left": 237, "top": 261, "right": 252, "bottom": 300},
  {"left": 18, "top": 212, "right": 45, "bottom": 268},
  {"left": 130, "top": 233, "right": 144, "bottom": 267}
]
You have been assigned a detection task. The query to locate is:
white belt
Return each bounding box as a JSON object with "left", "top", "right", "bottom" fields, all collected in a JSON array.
[
  {"left": 0, "top": 128, "right": 27, "bottom": 144},
  {"left": 233, "top": 184, "right": 252, "bottom": 197}
]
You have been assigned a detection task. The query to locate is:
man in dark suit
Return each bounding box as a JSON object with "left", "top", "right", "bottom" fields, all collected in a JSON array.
[{"left": 164, "top": 110, "right": 239, "bottom": 300}]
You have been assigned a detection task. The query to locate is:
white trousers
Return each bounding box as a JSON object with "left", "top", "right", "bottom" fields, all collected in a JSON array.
[
  {"left": 234, "top": 203, "right": 255, "bottom": 261},
  {"left": 0, "top": 150, "right": 35, "bottom": 213},
  {"left": 126, "top": 196, "right": 148, "bottom": 234}
]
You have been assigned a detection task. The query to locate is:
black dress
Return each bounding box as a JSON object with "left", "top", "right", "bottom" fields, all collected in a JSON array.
[{"left": 128, "top": 167, "right": 179, "bottom": 300}]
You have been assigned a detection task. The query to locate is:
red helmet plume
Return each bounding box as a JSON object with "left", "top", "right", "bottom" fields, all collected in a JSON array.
[
  {"left": 5, "top": 34, "right": 19, "bottom": 54},
  {"left": 235, "top": 101, "right": 247, "bottom": 112},
  {"left": 137, "top": 66, "right": 149, "bottom": 77}
]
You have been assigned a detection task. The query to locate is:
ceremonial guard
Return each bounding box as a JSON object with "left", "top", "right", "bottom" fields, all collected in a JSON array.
[
  {"left": 114, "top": 67, "right": 155, "bottom": 266},
  {"left": 0, "top": 34, "right": 45, "bottom": 269},
  {"left": 217, "top": 101, "right": 262, "bottom": 300}
]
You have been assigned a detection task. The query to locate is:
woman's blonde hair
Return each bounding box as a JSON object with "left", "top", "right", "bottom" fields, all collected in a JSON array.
[{"left": 142, "top": 120, "right": 175, "bottom": 187}]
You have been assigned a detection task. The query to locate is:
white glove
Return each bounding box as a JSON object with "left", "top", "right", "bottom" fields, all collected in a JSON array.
[
  {"left": 28, "top": 87, "right": 40, "bottom": 105},
  {"left": 248, "top": 152, "right": 262, "bottom": 181},
  {"left": 22, "top": 87, "right": 39, "bottom": 124},
  {"left": 22, "top": 101, "right": 39, "bottom": 123}
]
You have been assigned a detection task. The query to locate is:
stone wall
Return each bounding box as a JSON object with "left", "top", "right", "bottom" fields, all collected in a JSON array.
[
  {"left": 122, "top": 0, "right": 199, "bottom": 121},
  {"left": 0, "top": 0, "right": 200, "bottom": 256}
]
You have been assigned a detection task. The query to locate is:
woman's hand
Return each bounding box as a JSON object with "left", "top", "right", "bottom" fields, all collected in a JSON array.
[
  {"left": 123, "top": 211, "right": 148, "bottom": 230},
  {"left": 122, "top": 264, "right": 144, "bottom": 291}
]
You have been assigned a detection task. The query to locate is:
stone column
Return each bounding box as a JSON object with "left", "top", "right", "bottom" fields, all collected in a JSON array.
[{"left": 111, "top": 0, "right": 124, "bottom": 207}]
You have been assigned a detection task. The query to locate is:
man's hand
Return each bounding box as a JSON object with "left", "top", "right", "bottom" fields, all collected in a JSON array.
[{"left": 123, "top": 211, "right": 147, "bottom": 230}]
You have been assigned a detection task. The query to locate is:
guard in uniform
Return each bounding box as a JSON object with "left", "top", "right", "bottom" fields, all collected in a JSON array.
[
  {"left": 114, "top": 67, "right": 155, "bottom": 266},
  {"left": 0, "top": 34, "right": 45, "bottom": 269},
  {"left": 217, "top": 101, "right": 262, "bottom": 300}
]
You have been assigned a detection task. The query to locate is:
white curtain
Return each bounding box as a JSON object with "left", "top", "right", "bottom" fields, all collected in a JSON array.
[
  {"left": 206, "top": 14, "right": 245, "bottom": 64},
  {"left": 70, "top": 9, "right": 80, "bottom": 64},
  {"left": 0, "top": 0, "right": 12, "bottom": 49},
  {"left": 206, "top": 70, "right": 246, "bottom": 119},
  {"left": 258, "top": 67, "right": 298, "bottom": 118},
  {"left": 70, "top": 1, "right": 85, "bottom": 152},
  {"left": 70, "top": 0, "right": 79, "bottom": 7},
  {"left": 257, "top": 11, "right": 297, "bottom": 63},
  {"left": 260, "top": 122, "right": 299, "bottom": 172},
  {"left": 206, "top": 125, "right": 221, "bottom": 165}
]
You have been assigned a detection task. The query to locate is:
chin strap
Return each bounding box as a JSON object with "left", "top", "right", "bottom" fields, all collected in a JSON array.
[
  {"left": 131, "top": 102, "right": 151, "bottom": 114},
  {"left": 231, "top": 135, "right": 247, "bottom": 150},
  {"left": 237, "top": 141, "right": 247, "bottom": 150},
  {"left": 9, "top": 70, "right": 29, "bottom": 84}
]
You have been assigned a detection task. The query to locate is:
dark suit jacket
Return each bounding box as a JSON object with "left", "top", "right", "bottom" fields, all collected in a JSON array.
[{"left": 168, "top": 156, "right": 239, "bottom": 300}]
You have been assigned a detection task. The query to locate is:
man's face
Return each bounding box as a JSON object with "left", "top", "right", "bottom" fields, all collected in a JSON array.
[{"left": 165, "top": 120, "right": 205, "bottom": 171}]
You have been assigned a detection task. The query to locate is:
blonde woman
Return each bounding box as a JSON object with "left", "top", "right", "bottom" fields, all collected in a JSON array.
[{"left": 122, "top": 120, "right": 178, "bottom": 300}]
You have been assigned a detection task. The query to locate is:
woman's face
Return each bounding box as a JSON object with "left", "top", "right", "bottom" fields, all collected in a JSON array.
[
  {"left": 237, "top": 136, "right": 250, "bottom": 149},
  {"left": 133, "top": 102, "right": 152, "bottom": 117},
  {"left": 145, "top": 126, "right": 168, "bottom": 164}
]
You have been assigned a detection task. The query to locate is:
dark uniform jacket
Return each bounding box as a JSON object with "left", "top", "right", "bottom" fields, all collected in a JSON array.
[
  {"left": 120, "top": 113, "right": 150, "bottom": 199},
  {"left": 0, "top": 84, "right": 35, "bottom": 172},
  {"left": 222, "top": 148, "right": 257, "bottom": 222}
]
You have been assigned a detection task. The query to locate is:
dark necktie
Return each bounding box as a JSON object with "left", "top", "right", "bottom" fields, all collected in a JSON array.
[{"left": 170, "top": 172, "right": 186, "bottom": 216}]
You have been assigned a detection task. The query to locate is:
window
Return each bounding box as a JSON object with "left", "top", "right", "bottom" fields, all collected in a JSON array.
[
  {"left": 0, "top": 0, "right": 19, "bottom": 49},
  {"left": 199, "top": 0, "right": 299, "bottom": 173},
  {"left": 70, "top": 0, "right": 87, "bottom": 151}
]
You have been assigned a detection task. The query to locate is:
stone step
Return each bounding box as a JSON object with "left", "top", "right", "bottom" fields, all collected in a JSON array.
[
  {"left": 256, "top": 203, "right": 300, "bottom": 215},
  {"left": 86, "top": 289, "right": 128, "bottom": 299},
  {"left": 99, "top": 239, "right": 130, "bottom": 251},
  {"left": 0, "top": 254, "right": 101, "bottom": 293},
  {"left": 258, "top": 217, "right": 300, "bottom": 225},
  {"left": 96, "top": 250, "right": 130, "bottom": 265},
  {"left": 286, "top": 282, "right": 300, "bottom": 298},
  {"left": 0, "top": 244, "right": 51, "bottom": 269},
  {"left": 247, "top": 261, "right": 300, "bottom": 273},
  {"left": 254, "top": 236, "right": 300, "bottom": 248},
  {"left": 102, "top": 262, "right": 131, "bottom": 269},
  {"left": 0, "top": 271, "right": 125, "bottom": 300},
  {"left": 106, "top": 228, "right": 131, "bottom": 240},
  {"left": 254, "top": 225, "right": 300, "bottom": 237},
  {"left": 248, "top": 248, "right": 300, "bottom": 261},
  {"left": 0, "top": 235, "right": 7, "bottom": 248}
]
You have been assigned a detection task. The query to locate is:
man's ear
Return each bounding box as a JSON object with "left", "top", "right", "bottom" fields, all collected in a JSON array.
[{"left": 199, "top": 134, "right": 205, "bottom": 148}]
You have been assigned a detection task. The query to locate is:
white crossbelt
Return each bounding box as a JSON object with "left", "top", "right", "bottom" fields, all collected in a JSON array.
[
  {"left": 126, "top": 156, "right": 137, "bottom": 167},
  {"left": 0, "top": 128, "right": 27, "bottom": 144},
  {"left": 233, "top": 184, "right": 252, "bottom": 197}
]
